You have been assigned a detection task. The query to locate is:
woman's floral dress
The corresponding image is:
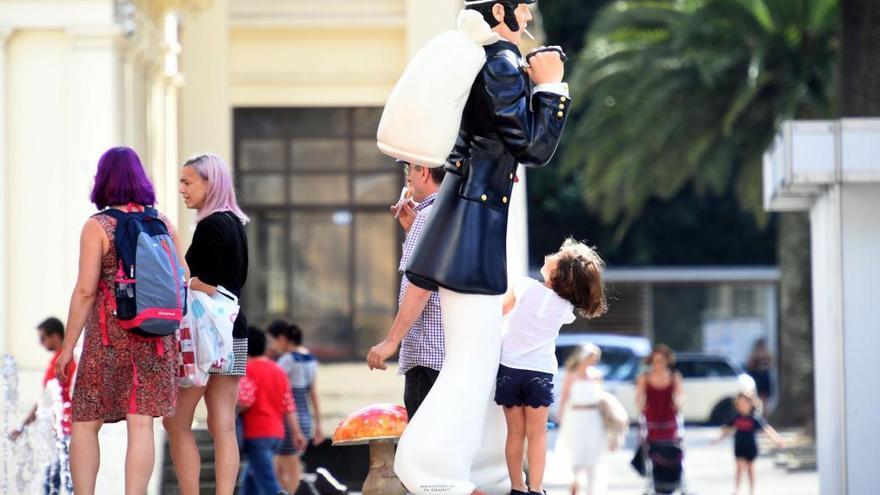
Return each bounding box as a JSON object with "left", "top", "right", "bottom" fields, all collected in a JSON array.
[{"left": 71, "top": 213, "right": 179, "bottom": 423}]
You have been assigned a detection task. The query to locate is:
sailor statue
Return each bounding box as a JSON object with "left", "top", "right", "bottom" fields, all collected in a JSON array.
[{"left": 369, "top": 1, "right": 570, "bottom": 493}]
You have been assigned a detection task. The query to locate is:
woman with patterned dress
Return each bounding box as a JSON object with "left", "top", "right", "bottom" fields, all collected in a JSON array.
[
  {"left": 269, "top": 323, "right": 323, "bottom": 493},
  {"left": 164, "top": 154, "right": 250, "bottom": 495},
  {"left": 56, "top": 147, "right": 183, "bottom": 495}
]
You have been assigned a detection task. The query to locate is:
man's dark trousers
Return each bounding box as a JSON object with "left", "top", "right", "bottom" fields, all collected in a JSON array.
[{"left": 404, "top": 365, "right": 440, "bottom": 420}]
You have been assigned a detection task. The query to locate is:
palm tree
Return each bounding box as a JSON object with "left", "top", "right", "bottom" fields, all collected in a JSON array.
[{"left": 562, "top": 0, "right": 838, "bottom": 426}]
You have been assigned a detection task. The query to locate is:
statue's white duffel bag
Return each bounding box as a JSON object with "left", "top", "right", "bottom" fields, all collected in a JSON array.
[{"left": 376, "top": 9, "right": 500, "bottom": 167}]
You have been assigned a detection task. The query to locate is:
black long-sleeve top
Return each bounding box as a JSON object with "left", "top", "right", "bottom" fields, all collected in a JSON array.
[{"left": 186, "top": 211, "right": 249, "bottom": 338}]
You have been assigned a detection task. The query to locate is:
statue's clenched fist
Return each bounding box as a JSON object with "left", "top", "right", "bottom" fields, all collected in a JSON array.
[{"left": 525, "top": 46, "right": 566, "bottom": 85}]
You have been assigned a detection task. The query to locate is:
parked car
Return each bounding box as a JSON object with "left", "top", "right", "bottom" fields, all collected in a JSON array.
[
  {"left": 550, "top": 336, "right": 756, "bottom": 425},
  {"left": 549, "top": 333, "right": 651, "bottom": 421},
  {"left": 605, "top": 353, "right": 757, "bottom": 424}
]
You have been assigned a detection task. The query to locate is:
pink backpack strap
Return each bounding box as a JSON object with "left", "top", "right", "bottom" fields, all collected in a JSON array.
[
  {"left": 129, "top": 357, "right": 139, "bottom": 414},
  {"left": 98, "top": 281, "right": 115, "bottom": 346},
  {"left": 92, "top": 214, "right": 118, "bottom": 347}
]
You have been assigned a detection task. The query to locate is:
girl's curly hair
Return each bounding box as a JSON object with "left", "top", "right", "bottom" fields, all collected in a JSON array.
[{"left": 549, "top": 239, "right": 608, "bottom": 319}]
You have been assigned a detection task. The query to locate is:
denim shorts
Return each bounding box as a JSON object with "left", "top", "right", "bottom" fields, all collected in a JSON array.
[{"left": 494, "top": 364, "right": 554, "bottom": 408}]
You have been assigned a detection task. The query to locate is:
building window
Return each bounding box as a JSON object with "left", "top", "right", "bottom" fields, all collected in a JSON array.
[{"left": 234, "top": 108, "right": 401, "bottom": 360}]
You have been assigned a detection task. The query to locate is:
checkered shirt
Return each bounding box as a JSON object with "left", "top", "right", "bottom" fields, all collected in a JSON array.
[{"left": 398, "top": 193, "right": 444, "bottom": 375}]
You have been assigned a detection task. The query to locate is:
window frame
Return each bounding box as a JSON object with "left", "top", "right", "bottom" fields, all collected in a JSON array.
[{"left": 233, "top": 107, "right": 403, "bottom": 360}]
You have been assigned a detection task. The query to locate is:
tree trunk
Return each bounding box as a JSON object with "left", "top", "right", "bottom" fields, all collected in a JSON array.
[
  {"left": 777, "top": 0, "right": 880, "bottom": 434},
  {"left": 838, "top": 0, "right": 880, "bottom": 116},
  {"left": 772, "top": 212, "right": 814, "bottom": 429}
]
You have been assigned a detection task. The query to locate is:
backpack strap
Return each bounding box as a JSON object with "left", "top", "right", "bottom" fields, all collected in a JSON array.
[
  {"left": 100, "top": 207, "right": 152, "bottom": 279},
  {"left": 101, "top": 206, "right": 155, "bottom": 222},
  {"left": 98, "top": 280, "right": 115, "bottom": 346},
  {"left": 100, "top": 208, "right": 126, "bottom": 222}
]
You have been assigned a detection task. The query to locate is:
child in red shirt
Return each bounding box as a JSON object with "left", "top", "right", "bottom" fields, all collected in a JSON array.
[
  {"left": 9, "top": 317, "right": 77, "bottom": 494},
  {"left": 238, "top": 328, "right": 305, "bottom": 495}
]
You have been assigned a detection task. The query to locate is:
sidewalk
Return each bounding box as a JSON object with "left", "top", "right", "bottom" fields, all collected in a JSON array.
[{"left": 543, "top": 426, "right": 818, "bottom": 495}]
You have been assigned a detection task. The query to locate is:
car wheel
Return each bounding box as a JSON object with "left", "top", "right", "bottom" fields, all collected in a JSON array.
[{"left": 709, "top": 398, "right": 735, "bottom": 425}]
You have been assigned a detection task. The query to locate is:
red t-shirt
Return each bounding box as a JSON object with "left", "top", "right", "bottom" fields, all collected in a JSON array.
[
  {"left": 44, "top": 351, "right": 76, "bottom": 435},
  {"left": 239, "top": 357, "right": 295, "bottom": 440}
]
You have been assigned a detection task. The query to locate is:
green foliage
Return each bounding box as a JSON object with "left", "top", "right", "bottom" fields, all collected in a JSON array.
[
  {"left": 527, "top": 168, "right": 777, "bottom": 266},
  {"left": 538, "top": 0, "right": 614, "bottom": 54},
  {"left": 562, "top": 0, "right": 839, "bottom": 237}
]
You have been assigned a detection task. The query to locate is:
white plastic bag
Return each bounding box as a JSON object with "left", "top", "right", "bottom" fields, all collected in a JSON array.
[
  {"left": 177, "top": 290, "right": 210, "bottom": 387},
  {"left": 188, "top": 285, "right": 239, "bottom": 375},
  {"left": 376, "top": 9, "right": 500, "bottom": 167},
  {"left": 176, "top": 320, "right": 209, "bottom": 388}
]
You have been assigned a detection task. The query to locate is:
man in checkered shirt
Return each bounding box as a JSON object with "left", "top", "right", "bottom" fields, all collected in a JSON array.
[{"left": 367, "top": 160, "right": 445, "bottom": 420}]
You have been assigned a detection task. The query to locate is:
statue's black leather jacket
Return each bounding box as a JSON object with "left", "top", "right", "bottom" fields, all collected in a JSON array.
[{"left": 405, "top": 39, "right": 570, "bottom": 295}]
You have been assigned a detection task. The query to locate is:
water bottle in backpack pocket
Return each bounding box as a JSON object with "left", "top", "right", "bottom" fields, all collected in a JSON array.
[{"left": 114, "top": 267, "right": 137, "bottom": 320}]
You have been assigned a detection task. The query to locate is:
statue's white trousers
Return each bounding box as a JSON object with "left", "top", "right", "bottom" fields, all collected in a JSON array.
[{"left": 395, "top": 288, "right": 510, "bottom": 495}]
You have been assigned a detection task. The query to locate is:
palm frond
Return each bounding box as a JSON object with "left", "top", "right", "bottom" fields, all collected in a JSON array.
[{"left": 563, "top": 0, "right": 839, "bottom": 231}]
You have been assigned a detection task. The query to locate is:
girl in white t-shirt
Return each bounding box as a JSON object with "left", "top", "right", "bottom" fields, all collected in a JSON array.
[{"left": 495, "top": 239, "right": 607, "bottom": 495}]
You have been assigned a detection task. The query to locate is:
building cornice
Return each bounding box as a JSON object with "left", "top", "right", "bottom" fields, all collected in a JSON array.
[
  {"left": 764, "top": 118, "right": 880, "bottom": 211},
  {"left": 230, "top": 0, "right": 405, "bottom": 28}
]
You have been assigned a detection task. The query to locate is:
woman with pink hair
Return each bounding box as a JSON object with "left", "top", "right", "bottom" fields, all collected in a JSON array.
[{"left": 164, "top": 153, "right": 250, "bottom": 495}]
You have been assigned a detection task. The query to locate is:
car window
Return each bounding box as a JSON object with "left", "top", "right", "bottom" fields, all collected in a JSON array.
[
  {"left": 555, "top": 345, "right": 578, "bottom": 368},
  {"left": 598, "top": 347, "right": 635, "bottom": 373},
  {"left": 676, "top": 359, "right": 738, "bottom": 379},
  {"left": 607, "top": 357, "right": 641, "bottom": 381},
  {"left": 704, "top": 359, "right": 738, "bottom": 377},
  {"left": 675, "top": 361, "right": 696, "bottom": 378},
  {"left": 554, "top": 344, "right": 635, "bottom": 380}
]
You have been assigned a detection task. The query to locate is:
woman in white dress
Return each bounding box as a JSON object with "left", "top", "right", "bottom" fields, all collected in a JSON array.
[{"left": 558, "top": 343, "right": 607, "bottom": 495}]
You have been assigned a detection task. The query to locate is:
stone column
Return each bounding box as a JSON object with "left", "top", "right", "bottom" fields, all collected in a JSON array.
[
  {"left": 140, "top": 12, "right": 182, "bottom": 224},
  {"left": 764, "top": 120, "right": 880, "bottom": 494},
  {"left": 65, "top": 25, "right": 125, "bottom": 292},
  {"left": 0, "top": 27, "right": 13, "bottom": 354},
  {"left": 405, "top": 0, "right": 460, "bottom": 59}
]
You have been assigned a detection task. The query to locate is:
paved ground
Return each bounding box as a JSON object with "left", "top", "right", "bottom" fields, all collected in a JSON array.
[
  {"left": 310, "top": 364, "right": 818, "bottom": 495},
  {"left": 543, "top": 426, "right": 818, "bottom": 495},
  {"left": 9, "top": 363, "right": 818, "bottom": 495}
]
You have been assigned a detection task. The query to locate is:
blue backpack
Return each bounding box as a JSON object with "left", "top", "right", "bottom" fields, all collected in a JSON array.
[{"left": 100, "top": 206, "right": 187, "bottom": 340}]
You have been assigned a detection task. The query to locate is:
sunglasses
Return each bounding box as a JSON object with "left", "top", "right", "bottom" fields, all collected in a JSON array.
[{"left": 403, "top": 163, "right": 424, "bottom": 176}]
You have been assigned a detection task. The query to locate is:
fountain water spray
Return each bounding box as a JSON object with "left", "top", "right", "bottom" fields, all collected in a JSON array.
[
  {"left": 0, "top": 355, "right": 19, "bottom": 494},
  {"left": 0, "top": 355, "right": 72, "bottom": 494}
]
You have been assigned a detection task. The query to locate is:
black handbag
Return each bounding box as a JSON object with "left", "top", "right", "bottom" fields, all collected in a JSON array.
[{"left": 630, "top": 444, "right": 647, "bottom": 477}]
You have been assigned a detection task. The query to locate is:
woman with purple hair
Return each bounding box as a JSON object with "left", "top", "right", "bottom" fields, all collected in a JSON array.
[
  {"left": 164, "top": 153, "right": 250, "bottom": 495},
  {"left": 55, "top": 146, "right": 183, "bottom": 494}
]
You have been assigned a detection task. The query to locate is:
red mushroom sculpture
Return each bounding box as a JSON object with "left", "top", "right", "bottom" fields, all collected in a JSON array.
[{"left": 332, "top": 403, "right": 408, "bottom": 495}]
